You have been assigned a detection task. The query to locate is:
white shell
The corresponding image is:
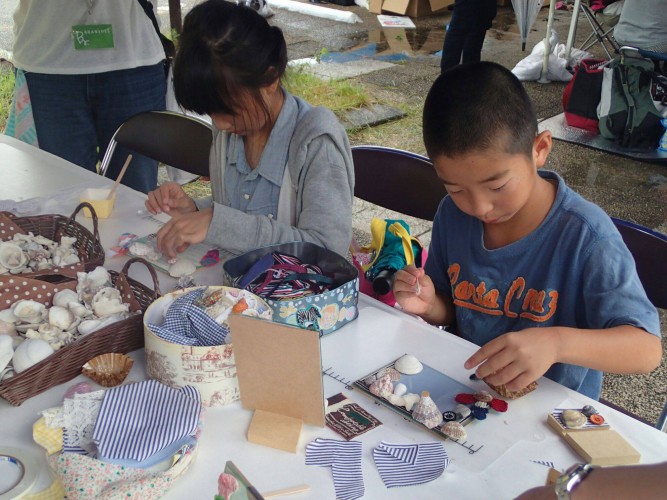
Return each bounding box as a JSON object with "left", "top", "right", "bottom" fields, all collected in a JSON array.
[
  {"left": 0, "top": 320, "right": 17, "bottom": 336},
  {"left": 0, "top": 242, "right": 28, "bottom": 270},
  {"left": 48, "top": 306, "right": 76, "bottom": 330},
  {"left": 402, "top": 392, "right": 421, "bottom": 411},
  {"left": 59, "top": 236, "right": 77, "bottom": 250},
  {"left": 77, "top": 266, "right": 112, "bottom": 305},
  {"left": 394, "top": 354, "right": 423, "bottom": 375},
  {"left": 53, "top": 289, "right": 79, "bottom": 308},
  {"left": 78, "top": 319, "right": 103, "bottom": 336},
  {"left": 441, "top": 421, "right": 467, "bottom": 440},
  {"left": 393, "top": 382, "right": 407, "bottom": 397},
  {"left": 0, "top": 335, "right": 13, "bottom": 373},
  {"left": 68, "top": 301, "right": 93, "bottom": 319},
  {"left": 169, "top": 259, "right": 197, "bottom": 278},
  {"left": 12, "top": 300, "right": 47, "bottom": 324},
  {"left": 91, "top": 287, "right": 129, "bottom": 318},
  {"left": 12, "top": 338, "right": 54, "bottom": 373},
  {"left": 0, "top": 308, "right": 19, "bottom": 324},
  {"left": 128, "top": 242, "right": 153, "bottom": 256},
  {"left": 387, "top": 393, "right": 405, "bottom": 406},
  {"left": 455, "top": 404, "right": 472, "bottom": 419}
]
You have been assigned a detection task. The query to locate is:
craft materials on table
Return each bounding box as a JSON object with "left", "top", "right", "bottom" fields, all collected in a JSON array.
[
  {"left": 373, "top": 441, "right": 449, "bottom": 488},
  {"left": 325, "top": 393, "right": 382, "bottom": 440},
  {"left": 305, "top": 438, "right": 364, "bottom": 500}
]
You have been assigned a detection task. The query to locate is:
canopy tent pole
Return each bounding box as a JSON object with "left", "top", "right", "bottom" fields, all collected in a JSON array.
[
  {"left": 169, "top": 0, "right": 183, "bottom": 34},
  {"left": 538, "top": 0, "right": 557, "bottom": 83},
  {"left": 564, "top": 0, "right": 583, "bottom": 64}
]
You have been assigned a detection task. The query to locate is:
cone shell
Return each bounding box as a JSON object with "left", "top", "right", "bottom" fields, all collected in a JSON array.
[
  {"left": 441, "top": 421, "right": 467, "bottom": 441},
  {"left": 412, "top": 393, "right": 443, "bottom": 429},
  {"left": 82, "top": 353, "right": 133, "bottom": 387}
]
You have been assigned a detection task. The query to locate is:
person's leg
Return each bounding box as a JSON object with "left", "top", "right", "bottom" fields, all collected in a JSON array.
[
  {"left": 94, "top": 62, "right": 166, "bottom": 194},
  {"left": 440, "top": 0, "right": 469, "bottom": 72},
  {"left": 24, "top": 72, "right": 98, "bottom": 172},
  {"left": 461, "top": 0, "right": 497, "bottom": 64}
]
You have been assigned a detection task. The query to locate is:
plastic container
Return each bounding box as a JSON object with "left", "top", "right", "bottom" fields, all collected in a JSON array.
[{"left": 80, "top": 188, "right": 115, "bottom": 218}]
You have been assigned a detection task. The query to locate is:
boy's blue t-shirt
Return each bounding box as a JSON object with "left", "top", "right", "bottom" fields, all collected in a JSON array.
[{"left": 425, "top": 170, "right": 661, "bottom": 400}]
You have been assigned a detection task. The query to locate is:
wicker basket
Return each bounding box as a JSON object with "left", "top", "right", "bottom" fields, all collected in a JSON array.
[
  {"left": 0, "top": 202, "right": 105, "bottom": 278},
  {"left": 0, "top": 258, "right": 160, "bottom": 406}
]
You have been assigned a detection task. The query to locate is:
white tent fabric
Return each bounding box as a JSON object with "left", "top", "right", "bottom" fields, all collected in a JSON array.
[
  {"left": 511, "top": 0, "right": 544, "bottom": 51},
  {"left": 267, "top": 0, "right": 362, "bottom": 24}
]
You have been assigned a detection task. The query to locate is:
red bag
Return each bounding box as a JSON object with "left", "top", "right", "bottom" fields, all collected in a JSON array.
[{"left": 562, "top": 59, "right": 607, "bottom": 133}]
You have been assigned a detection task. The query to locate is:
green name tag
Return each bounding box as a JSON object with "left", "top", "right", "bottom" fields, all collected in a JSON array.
[{"left": 72, "top": 24, "right": 114, "bottom": 50}]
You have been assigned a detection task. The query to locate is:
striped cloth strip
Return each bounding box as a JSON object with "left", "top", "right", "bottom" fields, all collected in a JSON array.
[
  {"left": 247, "top": 253, "right": 331, "bottom": 300},
  {"left": 148, "top": 288, "right": 230, "bottom": 346},
  {"left": 93, "top": 380, "right": 201, "bottom": 464},
  {"left": 373, "top": 441, "right": 449, "bottom": 488},
  {"left": 306, "top": 438, "right": 364, "bottom": 500}
]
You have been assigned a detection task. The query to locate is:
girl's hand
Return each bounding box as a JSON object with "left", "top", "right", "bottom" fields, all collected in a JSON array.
[
  {"left": 145, "top": 182, "right": 196, "bottom": 216},
  {"left": 156, "top": 208, "right": 213, "bottom": 259}
]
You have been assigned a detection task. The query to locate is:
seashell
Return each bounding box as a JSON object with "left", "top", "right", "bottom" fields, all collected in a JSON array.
[
  {"left": 0, "top": 309, "right": 19, "bottom": 324},
  {"left": 455, "top": 404, "right": 472, "bottom": 419},
  {"left": 402, "top": 392, "right": 421, "bottom": 411},
  {"left": 412, "top": 391, "right": 443, "bottom": 429},
  {"left": 12, "top": 300, "right": 47, "bottom": 324},
  {"left": 82, "top": 353, "right": 133, "bottom": 387},
  {"left": 92, "top": 287, "right": 129, "bottom": 318},
  {"left": 78, "top": 314, "right": 125, "bottom": 336},
  {"left": 0, "top": 242, "right": 28, "bottom": 270},
  {"left": 48, "top": 306, "right": 75, "bottom": 331},
  {"left": 377, "top": 367, "right": 401, "bottom": 381},
  {"left": 63, "top": 381, "right": 94, "bottom": 399},
  {"left": 128, "top": 242, "right": 153, "bottom": 257},
  {"left": 12, "top": 338, "right": 55, "bottom": 373},
  {"left": 474, "top": 401, "right": 489, "bottom": 409},
  {"left": 169, "top": 259, "right": 197, "bottom": 278},
  {"left": 387, "top": 393, "right": 405, "bottom": 406},
  {"left": 52, "top": 248, "right": 80, "bottom": 266},
  {"left": 53, "top": 289, "right": 79, "bottom": 308},
  {"left": 1, "top": 366, "right": 15, "bottom": 381},
  {"left": 562, "top": 409, "right": 587, "bottom": 429},
  {"left": 394, "top": 354, "right": 423, "bottom": 375},
  {"left": 0, "top": 335, "right": 13, "bottom": 373},
  {"left": 68, "top": 301, "right": 93, "bottom": 319},
  {"left": 363, "top": 374, "right": 377, "bottom": 386},
  {"left": 369, "top": 374, "right": 394, "bottom": 398},
  {"left": 393, "top": 382, "right": 407, "bottom": 397},
  {"left": 0, "top": 320, "right": 17, "bottom": 336},
  {"left": 473, "top": 390, "right": 493, "bottom": 402},
  {"left": 581, "top": 405, "right": 598, "bottom": 417},
  {"left": 218, "top": 472, "right": 239, "bottom": 500},
  {"left": 59, "top": 236, "right": 77, "bottom": 250},
  {"left": 77, "top": 267, "right": 112, "bottom": 305},
  {"left": 441, "top": 421, "right": 467, "bottom": 441}
]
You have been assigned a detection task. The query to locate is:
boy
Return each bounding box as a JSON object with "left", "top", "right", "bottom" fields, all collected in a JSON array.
[{"left": 394, "top": 62, "right": 662, "bottom": 400}]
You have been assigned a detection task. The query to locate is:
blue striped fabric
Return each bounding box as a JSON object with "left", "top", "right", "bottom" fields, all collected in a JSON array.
[
  {"left": 93, "top": 380, "right": 201, "bottom": 465},
  {"left": 148, "top": 288, "right": 230, "bottom": 346},
  {"left": 306, "top": 438, "right": 364, "bottom": 500},
  {"left": 373, "top": 441, "right": 449, "bottom": 488}
]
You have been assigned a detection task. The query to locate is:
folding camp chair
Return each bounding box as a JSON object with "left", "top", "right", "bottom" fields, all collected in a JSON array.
[
  {"left": 351, "top": 145, "right": 447, "bottom": 221},
  {"left": 99, "top": 110, "right": 213, "bottom": 179},
  {"left": 600, "top": 217, "right": 667, "bottom": 432},
  {"left": 578, "top": 3, "right": 621, "bottom": 60}
]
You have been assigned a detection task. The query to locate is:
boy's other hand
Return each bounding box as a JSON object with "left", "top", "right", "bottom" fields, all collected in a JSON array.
[
  {"left": 393, "top": 265, "right": 434, "bottom": 315},
  {"left": 145, "top": 182, "right": 197, "bottom": 216},
  {"left": 155, "top": 208, "right": 213, "bottom": 259},
  {"left": 464, "top": 327, "right": 560, "bottom": 392}
]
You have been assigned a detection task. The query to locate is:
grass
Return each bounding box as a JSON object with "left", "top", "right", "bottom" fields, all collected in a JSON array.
[{"left": 0, "top": 63, "right": 15, "bottom": 131}]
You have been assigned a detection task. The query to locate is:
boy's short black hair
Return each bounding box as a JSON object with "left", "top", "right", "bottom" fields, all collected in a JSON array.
[
  {"left": 423, "top": 62, "right": 537, "bottom": 159},
  {"left": 173, "top": 0, "right": 287, "bottom": 116}
]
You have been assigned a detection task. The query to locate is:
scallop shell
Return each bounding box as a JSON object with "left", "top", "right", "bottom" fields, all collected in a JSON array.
[
  {"left": 12, "top": 338, "right": 55, "bottom": 373},
  {"left": 53, "top": 289, "right": 79, "bottom": 308},
  {"left": 369, "top": 373, "right": 394, "bottom": 398},
  {"left": 441, "top": 421, "right": 467, "bottom": 441},
  {"left": 0, "top": 242, "right": 28, "bottom": 270},
  {"left": 169, "top": 259, "right": 197, "bottom": 278},
  {"left": 91, "top": 287, "right": 129, "bottom": 318},
  {"left": 82, "top": 353, "right": 134, "bottom": 387},
  {"left": 562, "top": 409, "right": 587, "bottom": 429},
  {"left": 412, "top": 391, "right": 443, "bottom": 429},
  {"left": 377, "top": 367, "right": 401, "bottom": 381},
  {"left": 394, "top": 354, "right": 423, "bottom": 375},
  {"left": 12, "top": 300, "right": 47, "bottom": 324}
]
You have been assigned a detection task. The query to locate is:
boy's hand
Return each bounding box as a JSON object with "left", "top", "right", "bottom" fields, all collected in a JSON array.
[
  {"left": 145, "top": 182, "right": 197, "bottom": 216},
  {"left": 464, "top": 327, "right": 561, "bottom": 392},
  {"left": 393, "top": 265, "right": 434, "bottom": 315},
  {"left": 156, "top": 208, "right": 213, "bottom": 259}
]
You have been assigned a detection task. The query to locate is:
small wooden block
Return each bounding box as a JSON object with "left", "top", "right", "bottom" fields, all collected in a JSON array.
[
  {"left": 563, "top": 429, "right": 641, "bottom": 466},
  {"left": 247, "top": 409, "right": 303, "bottom": 453}
]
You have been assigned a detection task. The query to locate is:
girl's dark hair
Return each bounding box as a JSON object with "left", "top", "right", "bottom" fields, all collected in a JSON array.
[
  {"left": 423, "top": 62, "right": 538, "bottom": 159},
  {"left": 173, "top": 0, "right": 288, "bottom": 116}
]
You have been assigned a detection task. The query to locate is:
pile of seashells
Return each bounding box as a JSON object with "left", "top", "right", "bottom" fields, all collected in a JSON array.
[
  {"left": 0, "top": 266, "right": 134, "bottom": 381},
  {"left": 0, "top": 233, "right": 80, "bottom": 275}
]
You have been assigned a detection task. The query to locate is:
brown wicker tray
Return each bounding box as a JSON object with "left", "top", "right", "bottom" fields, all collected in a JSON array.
[
  {"left": 0, "top": 258, "right": 161, "bottom": 406},
  {"left": 0, "top": 202, "right": 105, "bottom": 278}
]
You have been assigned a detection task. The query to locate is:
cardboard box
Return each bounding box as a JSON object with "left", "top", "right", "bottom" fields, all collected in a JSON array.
[{"left": 381, "top": 0, "right": 452, "bottom": 18}]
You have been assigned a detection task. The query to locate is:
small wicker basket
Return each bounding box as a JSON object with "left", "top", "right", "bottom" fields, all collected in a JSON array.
[
  {"left": 0, "top": 202, "right": 105, "bottom": 278},
  {"left": 0, "top": 257, "right": 160, "bottom": 406}
]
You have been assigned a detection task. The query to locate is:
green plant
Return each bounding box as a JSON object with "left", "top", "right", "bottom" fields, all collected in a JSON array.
[{"left": 0, "top": 64, "right": 15, "bottom": 131}]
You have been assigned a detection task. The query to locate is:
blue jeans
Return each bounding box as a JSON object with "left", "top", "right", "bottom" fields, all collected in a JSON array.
[
  {"left": 440, "top": 0, "right": 497, "bottom": 72},
  {"left": 25, "top": 63, "right": 166, "bottom": 194}
]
